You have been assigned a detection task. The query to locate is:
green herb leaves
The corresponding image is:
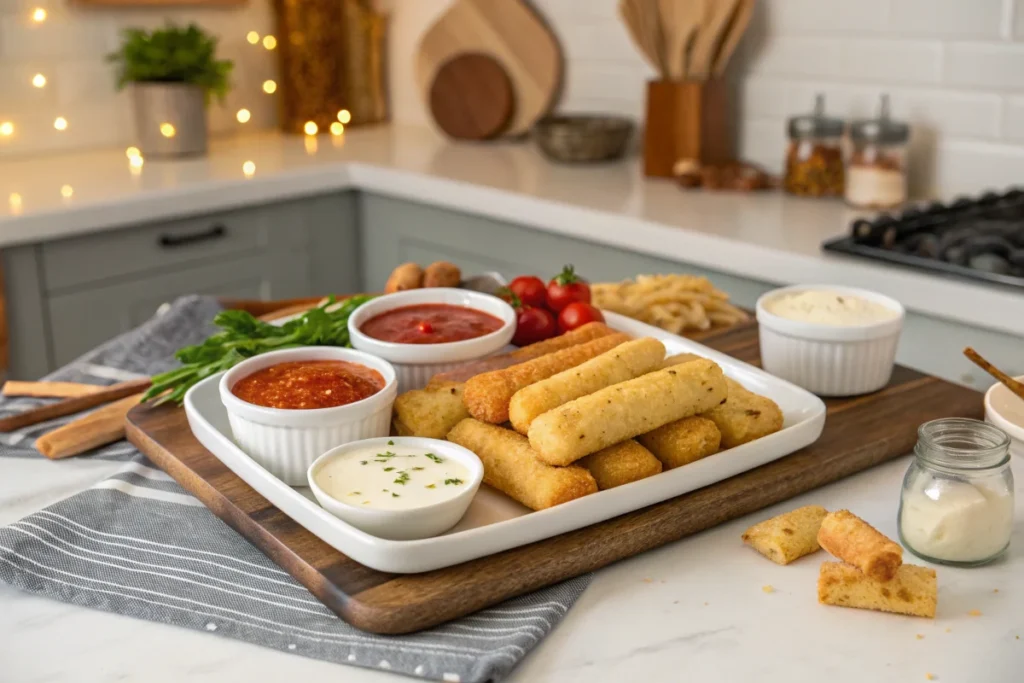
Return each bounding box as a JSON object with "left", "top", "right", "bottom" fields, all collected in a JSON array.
[
  {"left": 444, "top": 478, "right": 464, "bottom": 486},
  {"left": 425, "top": 453, "right": 444, "bottom": 464},
  {"left": 393, "top": 471, "right": 410, "bottom": 486}
]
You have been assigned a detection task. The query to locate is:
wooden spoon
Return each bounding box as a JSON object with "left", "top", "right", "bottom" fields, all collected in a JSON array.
[
  {"left": 964, "top": 347, "right": 1024, "bottom": 403},
  {"left": 689, "top": 0, "right": 740, "bottom": 80},
  {"left": 660, "top": 0, "right": 701, "bottom": 80},
  {"left": 712, "top": 0, "right": 755, "bottom": 76}
]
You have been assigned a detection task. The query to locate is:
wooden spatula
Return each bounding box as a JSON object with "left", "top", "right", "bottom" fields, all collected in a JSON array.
[
  {"left": 712, "top": 0, "right": 755, "bottom": 76},
  {"left": 688, "top": 0, "right": 741, "bottom": 80},
  {"left": 660, "top": 0, "right": 702, "bottom": 80}
]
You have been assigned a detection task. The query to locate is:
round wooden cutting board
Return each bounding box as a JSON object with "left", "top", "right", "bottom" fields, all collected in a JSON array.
[
  {"left": 416, "top": 0, "right": 562, "bottom": 138},
  {"left": 429, "top": 53, "right": 515, "bottom": 141}
]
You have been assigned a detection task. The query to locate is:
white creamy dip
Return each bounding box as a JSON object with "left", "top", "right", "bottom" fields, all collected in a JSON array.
[
  {"left": 314, "top": 442, "right": 471, "bottom": 511},
  {"left": 900, "top": 477, "right": 1014, "bottom": 563},
  {"left": 765, "top": 290, "right": 898, "bottom": 326}
]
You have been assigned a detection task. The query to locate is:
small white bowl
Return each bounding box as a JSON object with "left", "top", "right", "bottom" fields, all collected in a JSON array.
[
  {"left": 307, "top": 436, "right": 484, "bottom": 540},
  {"left": 985, "top": 376, "right": 1024, "bottom": 460},
  {"left": 756, "top": 285, "right": 905, "bottom": 397},
  {"left": 348, "top": 288, "right": 516, "bottom": 392},
  {"left": 219, "top": 347, "right": 397, "bottom": 485}
]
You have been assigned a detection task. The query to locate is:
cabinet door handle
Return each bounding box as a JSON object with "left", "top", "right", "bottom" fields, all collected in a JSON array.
[{"left": 158, "top": 224, "right": 227, "bottom": 248}]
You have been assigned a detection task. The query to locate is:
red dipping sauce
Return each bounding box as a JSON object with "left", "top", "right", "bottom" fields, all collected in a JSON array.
[
  {"left": 360, "top": 304, "right": 504, "bottom": 344},
  {"left": 231, "top": 360, "right": 384, "bottom": 410}
]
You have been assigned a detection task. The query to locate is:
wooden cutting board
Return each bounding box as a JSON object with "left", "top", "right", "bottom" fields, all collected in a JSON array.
[
  {"left": 126, "top": 322, "right": 982, "bottom": 634},
  {"left": 416, "top": 0, "right": 562, "bottom": 138},
  {"left": 429, "top": 53, "right": 515, "bottom": 140}
]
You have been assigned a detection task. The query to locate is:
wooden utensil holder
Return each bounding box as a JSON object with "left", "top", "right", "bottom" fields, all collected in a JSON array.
[{"left": 643, "top": 80, "right": 732, "bottom": 178}]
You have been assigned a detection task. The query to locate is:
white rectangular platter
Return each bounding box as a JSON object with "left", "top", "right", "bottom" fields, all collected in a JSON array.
[{"left": 184, "top": 311, "right": 826, "bottom": 574}]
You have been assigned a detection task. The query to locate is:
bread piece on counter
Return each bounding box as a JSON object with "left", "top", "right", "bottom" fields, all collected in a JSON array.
[
  {"left": 818, "top": 562, "right": 937, "bottom": 618},
  {"left": 818, "top": 510, "right": 903, "bottom": 582},
  {"left": 741, "top": 505, "right": 829, "bottom": 565},
  {"left": 392, "top": 381, "right": 469, "bottom": 439},
  {"left": 577, "top": 439, "right": 662, "bottom": 490}
]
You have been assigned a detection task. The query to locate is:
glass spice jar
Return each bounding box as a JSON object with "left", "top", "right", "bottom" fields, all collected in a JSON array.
[
  {"left": 898, "top": 418, "right": 1014, "bottom": 567},
  {"left": 783, "top": 94, "right": 845, "bottom": 198},
  {"left": 846, "top": 94, "right": 910, "bottom": 209}
]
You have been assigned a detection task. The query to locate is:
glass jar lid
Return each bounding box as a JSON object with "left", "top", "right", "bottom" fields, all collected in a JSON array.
[
  {"left": 787, "top": 94, "right": 845, "bottom": 139},
  {"left": 915, "top": 418, "right": 1010, "bottom": 471},
  {"left": 850, "top": 94, "right": 910, "bottom": 145}
]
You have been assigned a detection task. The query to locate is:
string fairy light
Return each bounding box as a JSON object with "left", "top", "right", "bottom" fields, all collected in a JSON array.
[
  {"left": 160, "top": 122, "right": 176, "bottom": 138},
  {"left": 125, "top": 146, "right": 140, "bottom": 158},
  {"left": 32, "top": 74, "right": 46, "bottom": 88},
  {"left": 0, "top": 122, "right": 13, "bottom": 137},
  {"left": 337, "top": 109, "right": 351, "bottom": 124},
  {"left": 31, "top": 8, "right": 46, "bottom": 22},
  {"left": 262, "top": 35, "right": 277, "bottom": 50},
  {"left": 242, "top": 160, "right": 255, "bottom": 177},
  {"left": 236, "top": 108, "right": 251, "bottom": 123},
  {"left": 303, "top": 121, "right": 318, "bottom": 136},
  {"left": 262, "top": 79, "right": 277, "bottom": 94},
  {"left": 9, "top": 193, "right": 23, "bottom": 214},
  {"left": 60, "top": 185, "right": 73, "bottom": 199},
  {"left": 330, "top": 122, "right": 343, "bottom": 136},
  {"left": 246, "top": 31, "right": 260, "bottom": 44},
  {"left": 53, "top": 116, "right": 67, "bottom": 131}
]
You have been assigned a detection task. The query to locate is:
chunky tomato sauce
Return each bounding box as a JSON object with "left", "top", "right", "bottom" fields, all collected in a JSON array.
[
  {"left": 360, "top": 304, "right": 504, "bottom": 344},
  {"left": 231, "top": 360, "right": 384, "bottom": 410}
]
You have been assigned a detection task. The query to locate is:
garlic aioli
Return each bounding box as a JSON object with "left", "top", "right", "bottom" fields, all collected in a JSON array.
[
  {"left": 314, "top": 441, "right": 470, "bottom": 511},
  {"left": 765, "top": 290, "right": 898, "bottom": 326}
]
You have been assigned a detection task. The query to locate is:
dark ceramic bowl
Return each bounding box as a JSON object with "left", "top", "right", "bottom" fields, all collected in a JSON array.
[{"left": 532, "top": 114, "right": 634, "bottom": 164}]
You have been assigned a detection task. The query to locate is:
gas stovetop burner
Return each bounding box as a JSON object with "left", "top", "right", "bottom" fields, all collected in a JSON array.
[{"left": 822, "top": 188, "right": 1024, "bottom": 289}]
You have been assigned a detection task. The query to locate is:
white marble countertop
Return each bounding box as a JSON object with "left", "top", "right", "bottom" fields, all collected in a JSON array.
[
  {"left": 0, "top": 126, "right": 1022, "bottom": 338},
  {"left": 2, "top": 453, "right": 1022, "bottom": 682}
]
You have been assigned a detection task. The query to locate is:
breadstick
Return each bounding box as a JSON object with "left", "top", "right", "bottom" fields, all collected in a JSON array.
[
  {"left": 446, "top": 418, "right": 597, "bottom": 510},
  {"left": 509, "top": 337, "right": 666, "bottom": 434},
  {"left": 423, "top": 261, "right": 461, "bottom": 288},
  {"left": 384, "top": 262, "right": 424, "bottom": 293},
  {"left": 34, "top": 392, "right": 143, "bottom": 459},
  {"left": 2, "top": 381, "right": 105, "bottom": 399},
  {"left": 817, "top": 510, "right": 903, "bottom": 582},
  {"left": 637, "top": 416, "right": 721, "bottom": 469},
  {"left": 577, "top": 440, "right": 662, "bottom": 490},
  {"left": 429, "top": 322, "right": 617, "bottom": 385},
  {"left": 703, "top": 378, "right": 784, "bottom": 448},
  {"left": 0, "top": 377, "right": 152, "bottom": 432},
  {"left": 392, "top": 381, "right": 469, "bottom": 439},
  {"left": 463, "top": 333, "right": 630, "bottom": 424},
  {"left": 528, "top": 359, "right": 728, "bottom": 466}
]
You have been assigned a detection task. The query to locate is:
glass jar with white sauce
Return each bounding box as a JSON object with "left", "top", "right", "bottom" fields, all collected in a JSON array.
[
  {"left": 898, "top": 418, "right": 1014, "bottom": 567},
  {"left": 845, "top": 94, "right": 910, "bottom": 209}
]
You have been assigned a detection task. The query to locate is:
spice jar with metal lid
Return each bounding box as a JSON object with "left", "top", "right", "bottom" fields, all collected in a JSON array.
[
  {"left": 846, "top": 94, "right": 910, "bottom": 209},
  {"left": 783, "top": 94, "right": 845, "bottom": 198}
]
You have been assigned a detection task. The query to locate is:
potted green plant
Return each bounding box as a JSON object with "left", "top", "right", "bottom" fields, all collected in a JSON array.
[{"left": 108, "top": 23, "right": 233, "bottom": 158}]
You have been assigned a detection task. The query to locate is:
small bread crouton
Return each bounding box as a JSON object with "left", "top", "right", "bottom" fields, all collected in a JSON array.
[
  {"left": 818, "top": 510, "right": 903, "bottom": 582},
  {"left": 818, "top": 562, "right": 937, "bottom": 618},
  {"left": 742, "top": 505, "right": 828, "bottom": 565}
]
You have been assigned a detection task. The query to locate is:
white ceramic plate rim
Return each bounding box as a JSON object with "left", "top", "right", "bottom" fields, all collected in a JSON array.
[
  {"left": 984, "top": 374, "right": 1024, "bottom": 443},
  {"left": 755, "top": 284, "right": 905, "bottom": 342},
  {"left": 185, "top": 311, "right": 827, "bottom": 573}
]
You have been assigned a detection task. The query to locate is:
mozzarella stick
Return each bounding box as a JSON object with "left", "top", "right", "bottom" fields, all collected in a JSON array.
[
  {"left": 392, "top": 381, "right": 469, "bottom": 439},
  {"left": 817, "top": 510, "right": 903, "bottom": 582},
  {"left": 446, "top": 418, "right": 597, "bottom": 510},
  {"left": 577, "top": 440, "right": 662, "bottom": 490},
  {"left": 658, "top": 352, "right": 706, "bottom": 370},
  {"left": 529, "top": 359, "right": 728, "bottom": 466},
  {"left": 704, "top": 378, "right": 784, "bottom": 448},
  {"left": 463, "top": 333, "right": 630, "bottom": 424},
  {"left": 509, "top": 338, "right": 666, "bottom": 434},
  {"left": 637, "top": 416, "right": 721, "bottom": 469},
  {"left": 429, "top": 322, "right": 617, "bottom": 385}
]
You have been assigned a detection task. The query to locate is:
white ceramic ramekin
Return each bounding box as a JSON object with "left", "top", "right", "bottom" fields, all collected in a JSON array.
[
  {"left": 985, "top": 376, "right": 1024, "bottom": 459},
  {"left": 307, "top": 436, "right": 484, "bottom": 540},
  {"left": 348, "top": 288, "right": 516, "bottom": 392},
  {"left": 755, "top": 285, "right": 905, "bottom": 397},
  {"left": 219, "top": 347, "right": 397, "bottom": 485}
]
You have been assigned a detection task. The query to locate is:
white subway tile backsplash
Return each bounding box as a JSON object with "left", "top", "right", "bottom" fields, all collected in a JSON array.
[
  {"left": 748, "top": 37, "right": 846, "bottom": 78},
  {"left": 888, "top": 0, "right": 1005, "bottom": 39},
  {"left": 841, "top": 39, "right": 942, "bottom": 84},
  {"left": 769, "top": 0, "right": 891, "bottom": 34},
  {"left": 1001, "top": 97, "right": 1024, "bottom": 141},
  {"left": 0, "top": 14, "right": 116, "bottom": 59},
  {"left": 945, "top": 43, "right": 1024, "bottom": 89},
  {"left": 931, "top": 141, "right": 1024, "bottom": 196}
]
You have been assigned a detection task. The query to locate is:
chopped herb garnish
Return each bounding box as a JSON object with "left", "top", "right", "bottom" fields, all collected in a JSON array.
[
  {"left": 425, "top": 484, "right": 436, "bottom": 489},
  {"left": 360, "top": 461, "right": 367, "bottom": 465},
  {"left": 412, "top": 466, "right": 425, "bottom": 471},
  {"left": 444, "top": 478, "right": 464, "bottom": 486},
  {"left": 382, "top": 489, "right": 389, "bottom": 493},
  {"left": 391, "top": 492, "right": 399, "bottom": 498},
  {"left": 387, "top": 440, "right": 394, "bottom": 445},
  {"left": 425, "top": 453, "right": 444, "bottom": 463},
  {"left": 383, "top": 467, "right": 395, "bottom": 472},
  {"left": 348, "top": 491, "right": 361, "bottom": 496},
  {"left": 393, "top": 471, "right": 410, "bottom": 485}
]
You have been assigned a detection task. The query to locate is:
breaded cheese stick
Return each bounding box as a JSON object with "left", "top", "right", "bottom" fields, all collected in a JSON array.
[
  {"left": 446, "top": 418, "right": 597, "bottom": 510},
  {"left": 637, "top": 416, "right": 721, "bottom": 469},
  {"left": 704, "top": 378, "right": 784, "bottom": 448},
  {"left": 577, "top": 440, "right": 662, "bottom": 490},
  {"left": 817, "top": 510, "right": 903, "bottom": 582},
  {"left": 508, "top": 337, "right": 666, "bottom": 434},
  {"left": 429, "top": 322, "right": 617, "bottom": 385},
  {"left": 741, "top": 505, "right": 829, "bottom": 565},
  {"left": 392, "top": 381, "right": 469, "bottom": 439},
  {"left": 463, "top": 333, "right": 630, "bottom": 424},
  {"left": 658, "top": 352, "right": 706, "bottom": 370},
  {"left": 818, "top": 562, "right": 936, "bottom": 618},
  {"left": 529, "top": 359, "right": 728, "bottom": 466}
]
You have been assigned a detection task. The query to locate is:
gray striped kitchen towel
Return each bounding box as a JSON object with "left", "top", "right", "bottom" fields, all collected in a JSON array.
[{"left": 0, "top": 295, "right": 592, "bottom": 682}]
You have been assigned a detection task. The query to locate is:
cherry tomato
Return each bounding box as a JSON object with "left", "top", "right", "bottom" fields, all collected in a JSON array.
[
  {"left": 513, "top": 306, "right": 558, "bottom": 346},
  {"left": 508, "top": 275, "right": 547, "bottom": 309},
  {"left": 546, "top": 265, "right": 591, "bottom": 313},
  {"left": 558, "top": 302, "right": 604, "bottom": 333}
]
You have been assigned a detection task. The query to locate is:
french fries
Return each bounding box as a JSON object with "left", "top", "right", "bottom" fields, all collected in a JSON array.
[{"left": 592, "top": 274, "right": 749, "bottom": 335}]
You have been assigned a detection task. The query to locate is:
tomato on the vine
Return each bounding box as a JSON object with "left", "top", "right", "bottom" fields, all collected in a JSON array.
[
  {"left": 513, "top": 306, "right": 558, "bottom": 346},
  {"left": 508, "top": 275, "right": 547, "bottom": 309},
  {"left": 546, "top": 265, "right": 591, "bottom": 313},
  {"left": 558, "top": 301, "right": 604, "bottom": 333}
]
